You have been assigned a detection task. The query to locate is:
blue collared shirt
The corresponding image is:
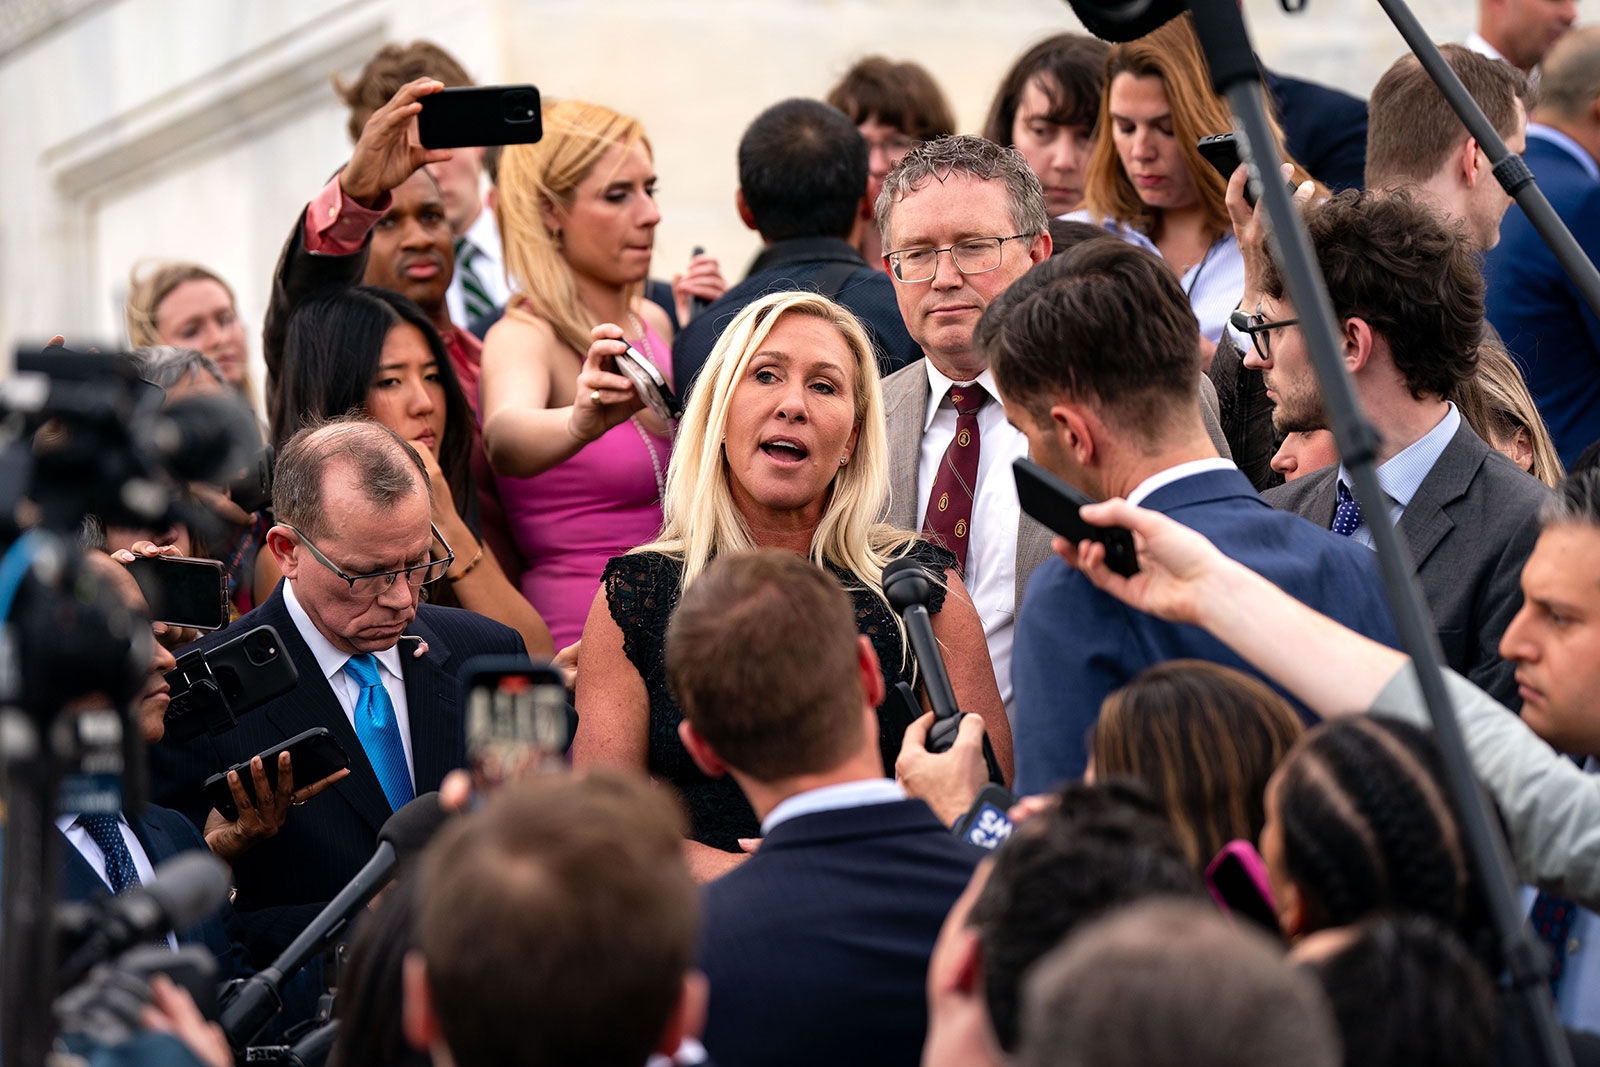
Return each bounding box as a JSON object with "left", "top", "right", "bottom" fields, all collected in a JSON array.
[
  {"left": 1336, "top": 404, "right": 1461, "bottom": 548},
  {"left": 761, "top": 779, "right": 907, "bottom": 836},
  {"left": 1521, "top": 757, "right": 1600, "bottom": 1035},
  {"left": 1528, "top": 123, "right": 1600, "bottom": 182}
]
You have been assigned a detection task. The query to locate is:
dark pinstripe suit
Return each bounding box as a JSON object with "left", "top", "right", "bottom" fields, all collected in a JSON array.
[{"left": 151, "top": 584, "right": 524, "bottom": 963}]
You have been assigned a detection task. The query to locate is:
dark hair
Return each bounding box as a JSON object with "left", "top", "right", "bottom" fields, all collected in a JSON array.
[
  {"left": 967, "top": 780, "right": 1202, "bottom": 1051},
  {"left": 825, "top": 56, "right": 956, "bottom": 140},
  {"left": 981, "top": 239, "right": 1201, "bottom": 442},
  {"left": 1543, "top": 464, "right": 1600, "bottom": 527},
  {"left": 417, "top": 771, "right": 697, "bottom": 1067},
  {"left": 335, "top": 40, "right": 474, "bottom": 143},
  {"left": 738, "top": 99, "right": 868, "bottom": 242},
  {"left": 1276, "top": 717, "right": 1469, "bottom": 933},
  {"left": 275, "top": 286, "right": 474, "bottom": 530},
  {"left": 1366, "top": 45, "right": 1532, "bottom": 189},
  {"left": 327, "top": 875, "right": 429, "bottom": 1067},
  {"left": 1019, "top": 900, "right": 1340, "bottom": 1067},
  {"left": 666, "top": 549, "right": 866, "bottom": 781},
  {"left": 1260, "top": 190, "right": 1484, "bottom": 400},
  {"left": 1093, "top": 661, "right": 1304, "bottom": 871},
  {"left": 983, "top": 34, "right": 1111, "bottom": 146},
  {"left": 1047, "top": 219, "right": 1117, "bottom": 256},
  {"left": 1300, "top": 914, "right": 1497, "bottom": 1067},
  {"left": 271, "top": 417, "right": 429, "bottom": 543}
]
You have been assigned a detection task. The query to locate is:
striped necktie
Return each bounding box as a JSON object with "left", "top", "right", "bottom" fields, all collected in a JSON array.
[{"left": 453, "top": 237, "right": 495, "bottom": 321}]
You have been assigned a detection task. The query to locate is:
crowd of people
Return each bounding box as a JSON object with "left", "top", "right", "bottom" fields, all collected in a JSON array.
[{"left": 48, "top": 0, "right": 1600, "bottom": 1063}]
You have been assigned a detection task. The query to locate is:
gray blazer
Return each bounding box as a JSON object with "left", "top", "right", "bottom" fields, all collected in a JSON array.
[
  {"left": 882, "top": 365, "right": 1233, "bottom": 610},
  {"left": 1263, "top": 419, "right": 1548, "bottom": 708}
]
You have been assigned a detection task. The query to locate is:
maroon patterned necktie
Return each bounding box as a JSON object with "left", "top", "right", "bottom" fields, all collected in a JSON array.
[{"left": 922, "top": 383, "right": 988, "bottom": 574}]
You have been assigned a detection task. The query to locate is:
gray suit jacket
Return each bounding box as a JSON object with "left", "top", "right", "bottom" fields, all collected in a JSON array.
[{"left": 1263, "top": 420, "right": 1547, "bottom": 709}]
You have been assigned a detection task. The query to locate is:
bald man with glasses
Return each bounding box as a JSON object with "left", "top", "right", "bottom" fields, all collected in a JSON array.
[{"left": 153, "top": 418, "right": 525, "bottom": 965}]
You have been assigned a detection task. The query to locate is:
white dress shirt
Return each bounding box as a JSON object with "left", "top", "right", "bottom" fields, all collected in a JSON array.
[
  {"left": 1335, "top": 404, "right": 1461, "bottom": 549},
  {"left": 56, "top": 812, "right": 178, "bottom": 949},
  {"left": 915, "top": 362, "right": 1027, "bottom": 713},
  {"left": 283, "top": 580, "right": 416, "bottom": 785},
  {"left": 761, "top": 779, "right": 908, "bottom": 836},
  {"left": 446, "top": 202, "right": 513, "bottom": 328}
]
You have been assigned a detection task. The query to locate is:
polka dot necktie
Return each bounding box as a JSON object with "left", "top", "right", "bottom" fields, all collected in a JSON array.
[
  {"left": 1531, "top": 890, "right": 1579, "bottom": 999},
  {"left": 1332, "top": 480, "right": 1364, "bottom": 538},
  {"left": 922, "top": 384, "right": 988, "bottom": 575},
  {"left": 77, "top": 813, "right": 142, "bottom": 895}
]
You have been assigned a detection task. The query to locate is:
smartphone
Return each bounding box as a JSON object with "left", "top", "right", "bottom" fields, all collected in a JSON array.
[
  {"left": 461, "top": 656, "right": 573, "bottom": 789},
  {"left": 202, "top": 727, "right": 351, "bottom": 821},
  {"left": 125, "top": 555, "right": 228, "bottom": 631},
  {"left": 614, "top": 344, "right": 684, "bottom": 421},
  {"left": 163, "top": 624, "right": 300, "bottom": 741},
  {"left": 418, "top": 85, "right": 543, "bottom": 149},
  {"left": 1205, "top": 839, "right": 1282, "bottom": 936},
  {"left": 1013, "top": 458, "right": 1139, "bottom": 578},
  {"left": 1196, "top": 132, "right": 1300, "bottom": 208}
]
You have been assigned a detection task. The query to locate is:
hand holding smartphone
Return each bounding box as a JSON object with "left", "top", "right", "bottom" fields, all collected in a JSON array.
[
  {"left": 1196, "top": 132, "right": 1299, "bottom": 208},
  {"left": 125, "top": 555, "right": 229, "bottom": 631},
  {"left": 1013, "top": 458, "right": 1139, "bottom": 577},
  {"left": 202, "top": 727, "right": 351, "bottom": 822},
  {"left": 418, "top": 85, "right": 543, "bottom": 149}
]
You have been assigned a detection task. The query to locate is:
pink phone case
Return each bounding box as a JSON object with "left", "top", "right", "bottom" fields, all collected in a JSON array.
[{"left": 1205, "top": 838, "right": 1277, "bottom": 917}]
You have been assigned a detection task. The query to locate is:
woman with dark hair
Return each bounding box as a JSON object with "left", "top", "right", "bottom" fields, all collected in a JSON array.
[
  {"left": 274, "top": 285, "right": 552, "bottom": 654},
  {"left": 984, "top": 33, "right": 1112, "bottom": 218},
  {"left": 826, "top": 55, "right": 957, "bottom": 269},
  {"left": 1092, "top": 660, "right": 1303, "bottom": 872},
  {"left": 328, "top": 876, "right": 430, "bottom": 1067}
]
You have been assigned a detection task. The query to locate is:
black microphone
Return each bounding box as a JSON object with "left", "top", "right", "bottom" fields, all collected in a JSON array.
[
  {"left": 154, "top": 393, "right": 263, "bottom": 485},
  {"left": 218, "top": 792, "right": 448, "bottom": 1049},
  {"left": 1061, "top": 0, "right": 1185, "bottom": 42},
  {"left": 882, "top": 557, "right": 963, "bottom": 752},
  {"left": 58, "top": 850, "right": 231, "bottom": 990}
]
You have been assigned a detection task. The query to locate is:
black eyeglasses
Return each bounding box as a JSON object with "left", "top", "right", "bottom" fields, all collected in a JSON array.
[
  {"left": 282, "top": 523, "right": 453, "bottom": 598},
  {"left": 1229, "top": 308, "right": 1301, "bottom": 361},
  {"left": 883, "top": 234, "right": 1035, "bottom": 283}
]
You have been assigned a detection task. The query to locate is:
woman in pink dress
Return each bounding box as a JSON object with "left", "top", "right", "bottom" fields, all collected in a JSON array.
[{"left": 480, "top": 100, "right": 722, "bottom": 649}]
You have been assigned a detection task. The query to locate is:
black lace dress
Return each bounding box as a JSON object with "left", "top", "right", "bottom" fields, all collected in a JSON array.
[{"left": 603, "top": 540, "right": 957, "bottom": 852}]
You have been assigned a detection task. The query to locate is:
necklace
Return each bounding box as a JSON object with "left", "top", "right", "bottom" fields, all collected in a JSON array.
[{"left": 625, "top": 310, "right": 669, "bottom": 503}]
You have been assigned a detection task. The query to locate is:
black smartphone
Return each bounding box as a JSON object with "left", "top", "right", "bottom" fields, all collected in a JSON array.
[
  {"left": 202, "top": 726, "right": 351, "bottom": 821},
  {"left": 125, "top": 555, "right": 229, "bottom": 631},
  {"left": 614, "top": 344, "right": 684, "bottom": 421},
  {"left": 1013, "top": 458, "right": 1139, "bottom": 577},
  {"left": 163, "top": 624, "right": 300, "bottom": 741},
  {"left": 418, "top": 85, "right": 543, "bottom": 149},
  {"left": 1196, "top": 132, "right": 1298, "bottom": 208},
  {"left": 462, "top": 656, "right": 573, "bottom": 789}
]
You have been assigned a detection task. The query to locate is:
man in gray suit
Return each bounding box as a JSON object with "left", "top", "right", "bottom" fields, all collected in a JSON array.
[
  {"left": 1249, "top": 190, "right": 1548, "bottom": 708},
  {"left": 875, "top": 137, "right": 1054, "bottom": 714}
]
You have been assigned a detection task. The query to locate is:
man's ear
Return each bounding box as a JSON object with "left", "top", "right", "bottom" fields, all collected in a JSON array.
[
  {"left": 655, "top": 970, "right": 710, "bottom": 1057},
  {"left": 1342, "top": 316, "right": 1376, "bottom": 375},
  {"left": 857, "top": 634, "right": 885, "bottom": 709},
  {"left": 264, "top": 525, "right": 299, "bottom": 580},
  {"left": 1051, "top": 401, "right": 1097, "bottom": 467},
  {"left": 401, "top": 951, "right": 442, "bottom": 1053},
  {"left": 1459, "top": 136, "right": 1484, "bottom": 187},
  {"left": 856, "top": 191, "right": 874, "bottom": 222},
  {"left": 949, "top": 927, "right": 984, "bottom": 995},
  {"left": 678, "top": 719, "right": 728, "bottom": 779},
  {"left": 735, "top": 189, "right": 758, "bottom": 232}
]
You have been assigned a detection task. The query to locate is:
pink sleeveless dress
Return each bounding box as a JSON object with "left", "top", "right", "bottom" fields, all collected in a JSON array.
[{"left": 494, "top": 316, "right": 674, "bottom": 650}]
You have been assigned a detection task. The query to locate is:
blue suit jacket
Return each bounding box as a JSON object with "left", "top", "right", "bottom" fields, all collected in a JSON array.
[
  {"left": 698, "top": 798, "right": 982, "bottom": 1067},
  {"left": 1011, "top": 469, "right": 1399, "bottom": 792},
  {"left": 1484, "top": 134, "right": 1600, "bottom": 467},
  {"left": 150, "top": 584, "right": 524, "bottom": 964},
  {"left": 59, "top": 804, "right": 252, "bottom": 982},
  {"left": 1264, "top": 68, "right": 1369, "bottom": 193}
]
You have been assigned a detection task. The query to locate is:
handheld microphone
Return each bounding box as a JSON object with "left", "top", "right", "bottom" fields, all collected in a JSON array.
[
  {"left": 58, "top": 851, "right": 231, "bottom": 990},
  {"left": 952, "top": 783, "right": 1018, "bottom": 851},
  {"left": 218, "top": 792, "right": 448, "bottom": 1049},
  {"left": 882, "top": 557, "right": 962, "bottom": 752}
]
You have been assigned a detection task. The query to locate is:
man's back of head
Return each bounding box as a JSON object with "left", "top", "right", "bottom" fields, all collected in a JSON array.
[
  {"left": 272, "top": 417, "right": 430, "bottom": 543},
  {"left": 410, "top": 770, "right": 699, "bottom": 1067},
  {"left": 966, "top": 782, "right": 1202, "bottom": 1052},
  {"left": 665, "top": 549, "right": 870, "bottom": 786},
  {"left": 738, "top": 99, "right": 868, "bottom": 244},
  {"left": 1016, "top": 899, "right": 1340, "bottom": 1067}
]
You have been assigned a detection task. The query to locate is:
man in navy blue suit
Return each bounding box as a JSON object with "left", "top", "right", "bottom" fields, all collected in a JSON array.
[
  {"left": 668, "top": 550, "right": 982, "bottom": 1067},
  {"left": 1485, "top": 26, "right": 1600, "bottom": 467},
  {"left": 989, "top": 240, "right": 1397, "bottom": 792},
  {"left": 153, "top": 418, "right": 525, "bottom": 963}
]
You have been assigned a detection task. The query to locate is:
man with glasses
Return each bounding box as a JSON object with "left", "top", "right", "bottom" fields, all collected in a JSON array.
[
  {"left": 159, "top": 418, "right": 525, "bottom": 963},
  {"left": 1253, "top": 191, "right": 1547, "bottom": 709},
  {"left": 670, "top": 98, "right": 922, "bottom": 395},
  {"left": 981, "top": 239, "right": 1395, "bottom": 791},
  {"left": 877, "top": 135, "right": 1054, "bottom": 717}
]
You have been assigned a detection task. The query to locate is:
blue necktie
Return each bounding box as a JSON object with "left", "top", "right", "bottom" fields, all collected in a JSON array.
[
  {"left": 344, "top": 654, "right": 413, "bottom": 812},
  {"left": 1332, "top": 480, "right": 1365, "bottom": 537},
  {"left": 1531, "top": 890, "right": 1579, "bottom": 999},
  {"left": 77, "top": 813, "right": 142, "bottom": 895}
]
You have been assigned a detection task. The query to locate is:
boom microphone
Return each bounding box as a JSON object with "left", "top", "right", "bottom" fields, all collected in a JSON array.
[
  {"left": 218, "top": 792, "right": 448, "bottom": 1049},
  {"left": 882, "top": 558, "right": 963, "bottom": 752},
  {"left": 1061, "top": 0, "right": 1186, "bottom": 42}
]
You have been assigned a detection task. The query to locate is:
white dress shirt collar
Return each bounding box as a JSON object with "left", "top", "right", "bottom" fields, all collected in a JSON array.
[
  {"left": 1465, "top": 31, "right": 1509, "bottom": 64},
  {"left": 761, "top": 778, "right": 907, "bottom": 836},
  {"left": 1125, "top": 457, "right": 1239, "bottom": 507},
  {"left": 463, "top": 202, "right": 502, "bottom": 263},
  {"left": 922, "top": 361, "right": 1001, "bottom": 433},
  {"left": 282, "top": 580, "right": 405, "bottom": 687}
]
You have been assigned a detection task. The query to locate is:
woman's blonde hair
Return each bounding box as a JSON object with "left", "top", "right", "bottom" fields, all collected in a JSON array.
[
  {"left": 637, "top": 290, "right": 919, "bottom": 611},
  {"left": 124, "top": 260, "right": 255, "bottom": 402},
  {"left": 1081, "top": 13, "right": 1314, "bottom": 244},
  {"left": 1455, "top": 341, "right": 1565, "bottom": 488},
  {"left": 498, "top": 99, "right": 651, "bottom": 355}
]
